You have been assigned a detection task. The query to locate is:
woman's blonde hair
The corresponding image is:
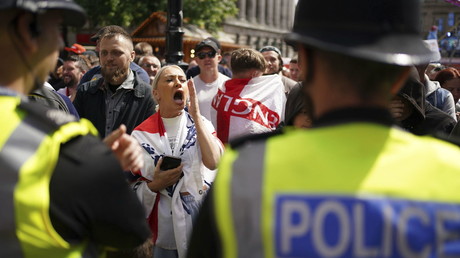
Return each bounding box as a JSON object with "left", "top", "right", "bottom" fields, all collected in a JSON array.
[{"left": 151, "top": 65, "right": 184, "bottom": 90}]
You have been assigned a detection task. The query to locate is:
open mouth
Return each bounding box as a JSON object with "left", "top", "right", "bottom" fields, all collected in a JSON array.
[
  {"left": 63, "top": 76, "right": 72, "bottom": 84},
  {"left": 173, "top": 91, "right": 184, "bottom": 104}
]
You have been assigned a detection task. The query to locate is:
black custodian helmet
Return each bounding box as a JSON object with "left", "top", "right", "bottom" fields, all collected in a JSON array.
[
  {"left": 0, "top": 0, "right": 86, "bottom": 27},
  {"left": 285, "top": 0, "right": 434, "bottom": 66}
]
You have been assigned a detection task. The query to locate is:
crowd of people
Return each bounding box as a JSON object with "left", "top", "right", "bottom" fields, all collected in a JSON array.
[
  {"left": 45, "top": 30, "right": 460, "bottom": 144},
  {"left": 2, "top": 0, "right": 460, "bottom": 257}
]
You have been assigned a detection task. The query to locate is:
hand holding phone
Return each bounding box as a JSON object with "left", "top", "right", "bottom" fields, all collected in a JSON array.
[
  {"left": 148, "top": 156, "right": 183, "bottom": 192},
  {"left": 160, "top": 155, "right": 182, "bottom": 171}
]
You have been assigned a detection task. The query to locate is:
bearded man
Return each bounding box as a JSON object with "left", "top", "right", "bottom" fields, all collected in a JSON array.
[{"left": 74, "top": 31, "right": 156, "bottom": 138}]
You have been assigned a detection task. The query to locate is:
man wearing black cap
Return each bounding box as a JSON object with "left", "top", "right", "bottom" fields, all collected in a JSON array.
[
  {"left": 189, "top": 0, "right": 460, "bottom": 257},
  {"left": 0, "top": 0, "right": 150, "bottom": 257},
  {"left": 79, "top": 25, "right": 151, "bottom": 85},
  {"left": 259, "top": 45, "right": 297, "bottom": 95},
  {"left": 192, "top": 38, "right": 230, "bottom": 121},
  {"left": 186, "top": 37, "right": 232, "bottom": 79}
]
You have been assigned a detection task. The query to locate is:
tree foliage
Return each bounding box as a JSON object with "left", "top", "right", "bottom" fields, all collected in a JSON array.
[
  {"left": 75, "top": 0, "right": 238, "bottom": 32},
  {"left": 183, "top": 0, "right": 238, "bottom": 33}
]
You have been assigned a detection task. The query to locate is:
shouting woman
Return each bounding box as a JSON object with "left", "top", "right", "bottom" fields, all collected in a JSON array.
[{"left": 131, "top": 65, "right": 223, "bottom": 258}]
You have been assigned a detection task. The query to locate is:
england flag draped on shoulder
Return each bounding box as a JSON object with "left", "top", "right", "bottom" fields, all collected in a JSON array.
[
  {"left": 130, "top": 110, "right": 220, "bottom": 257},
  {"left": 211, "top": 74, "right": 286, "bottom": 143}
]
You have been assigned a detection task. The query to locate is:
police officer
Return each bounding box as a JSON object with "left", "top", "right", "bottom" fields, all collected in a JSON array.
[
  {"left": 188, "top": 0, "right": 460, "bottom": 257},
  {"left": 0, "top": 0, "right": 150, "bottom": 257}
]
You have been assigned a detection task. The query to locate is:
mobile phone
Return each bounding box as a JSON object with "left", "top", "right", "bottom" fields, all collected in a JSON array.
[{"left": 160, "top": 155, "right": 182, "bottom": 171}]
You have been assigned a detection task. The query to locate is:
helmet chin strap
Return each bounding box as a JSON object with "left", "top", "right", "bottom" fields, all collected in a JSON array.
[
  {"left": 8, "top": 13, "right": 43, "bottom": 94},
  {"left": 299, "top": 46, "right": 316, "bottom": 121},
  {"left": 302, "top": 46, "right": 314, "bottom": 85}
]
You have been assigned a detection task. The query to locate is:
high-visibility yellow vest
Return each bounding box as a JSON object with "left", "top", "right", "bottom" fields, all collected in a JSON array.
[
  {"left": 0, "top": 95, "right": 99, "bottom": 257},
  {"left": 214, "top": 123, "right": 460, "bottom": 258}
]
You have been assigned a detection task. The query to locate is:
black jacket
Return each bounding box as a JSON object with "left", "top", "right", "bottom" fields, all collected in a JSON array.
[
  {"left": 74, "top": 72, "right": 156, "bottom": 138},
  {"left": 11, "top": 100, "right": 150, "bottom": 256},
  {"left": 29, "top": 87, "right": 70, "bottom": 114},
  {"left": 397, "top": 75, "right": 456, "bottom": 136}
]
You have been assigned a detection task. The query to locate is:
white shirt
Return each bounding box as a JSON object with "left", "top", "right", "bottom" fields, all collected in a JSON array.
[
  {"left": 192, "top": 73, "right": 230, "bottom": 122},
  {"left": 162, "top": 115, "right": 181, "bottom": 153}
]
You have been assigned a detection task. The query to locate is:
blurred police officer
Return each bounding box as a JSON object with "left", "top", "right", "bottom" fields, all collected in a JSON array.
[
  {"left": 0, "top": 0, "right": 150, "bottom": 257},
  {"left": 189, "top": 0, "right": 460, "bottom": 257}
]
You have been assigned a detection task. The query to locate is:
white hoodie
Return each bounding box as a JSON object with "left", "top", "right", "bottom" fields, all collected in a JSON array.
[{"left": 423, "top": 74, "right": 457, "bottom": 121}]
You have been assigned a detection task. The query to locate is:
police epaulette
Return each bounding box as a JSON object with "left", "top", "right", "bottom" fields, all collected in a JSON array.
[
  {"left": 229, "top": 128, "right": 284, "bottom": 149},
  {"left": 19, "top": 99, "right": 77, "bottom": 133}
]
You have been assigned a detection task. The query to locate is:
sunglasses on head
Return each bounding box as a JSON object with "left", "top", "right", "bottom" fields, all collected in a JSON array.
[{"left": 197, "top": 51, "right": 217, "bottom": 59}]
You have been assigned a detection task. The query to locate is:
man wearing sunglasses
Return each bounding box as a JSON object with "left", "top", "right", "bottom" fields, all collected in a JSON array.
[
  {"left": 192, "top": 38, "right": 230, "bottom": 121},
  {"left": 186, "top": 37, "right": 232, "bottom": 79}
]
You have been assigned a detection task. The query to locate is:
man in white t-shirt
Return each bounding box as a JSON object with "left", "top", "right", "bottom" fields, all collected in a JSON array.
[{"left": 192, "top": 38, "right": 230, "bottom": 121}]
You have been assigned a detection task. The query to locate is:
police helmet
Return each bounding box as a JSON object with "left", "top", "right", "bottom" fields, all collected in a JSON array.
[
  {"left": 285, "top": 0, "right": 434, "bottom": 66},
  {"left": 0, "top": 0, "right": 86, "bottom": 27}
]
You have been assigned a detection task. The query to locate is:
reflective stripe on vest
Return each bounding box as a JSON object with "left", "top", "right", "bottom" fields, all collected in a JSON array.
[
  {"left": 215, "top": 123, "right": 460, "bottom": 258},
  {"left": 0, "top": 97, "right": 98, "bottom": 257},
  {"left": 214, "top": 140, "right": 267, "bottom": 258}
]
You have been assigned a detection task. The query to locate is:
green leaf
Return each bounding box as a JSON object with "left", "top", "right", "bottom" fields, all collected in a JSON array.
[{"left": 75, "top": 0, "right": 238, "bottom": 33}]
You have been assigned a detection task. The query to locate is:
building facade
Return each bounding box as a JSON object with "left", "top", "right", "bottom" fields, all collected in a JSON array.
[
  {"left": 422, "top": 0, "right": 460, "bottom": 58},
  {"left": 222, "top": 0, "right": 297, "bottom": 58},
  {"left": 422, "top": 0, "right": 460, "bottom": 39}
]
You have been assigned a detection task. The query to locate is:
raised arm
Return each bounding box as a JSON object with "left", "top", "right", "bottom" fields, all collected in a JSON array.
[{"left": 187, "top": 79, "right": 222, "bottom": 170}]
